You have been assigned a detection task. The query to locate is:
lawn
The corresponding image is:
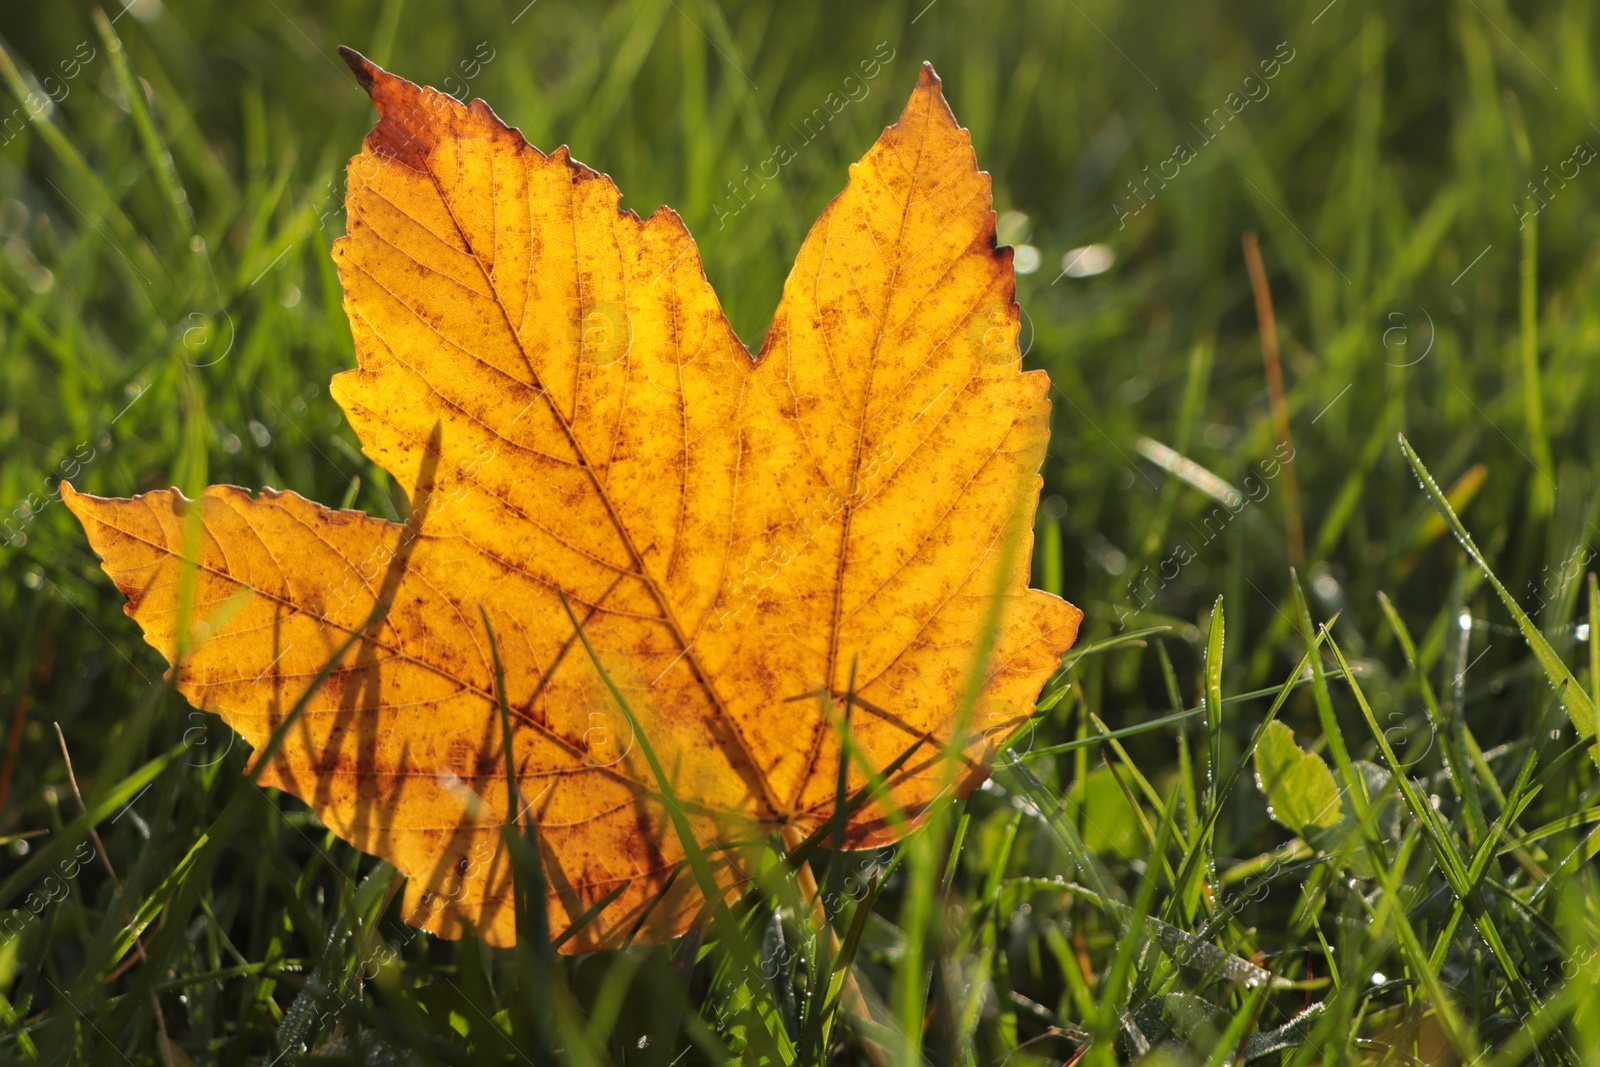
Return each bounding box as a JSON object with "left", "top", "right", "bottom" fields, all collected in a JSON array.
[{"left": 3, "top": 0, "right": 1600, "bottom": 1063}]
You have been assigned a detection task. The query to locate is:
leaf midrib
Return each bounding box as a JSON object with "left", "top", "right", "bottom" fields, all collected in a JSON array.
[
  {"left": 412, "top": 150, "right": 786, "bottom": 821},
  {"left": 801, "top": 83, "right": 936, "bottom": 812}
]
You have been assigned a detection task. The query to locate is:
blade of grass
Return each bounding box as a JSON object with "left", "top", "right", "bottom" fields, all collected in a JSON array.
[
  {"left": 1289, "top": 570, "right": 1358, "bottom": 790},
  {"left": 557, "top": 592, "right": 792, "bottom": 1066},
  {"left": 1203, "top": 596, "right": 1225, "bottom": 817},
  {"left": 1324, "top": 631, "right": 1541, "bottom": 1020},
  {"left": 1399, "top": 433, "right": 1597, "bottom": 755},
  {"left": 1376, "top": 590, "right": 1487, "bottom": 842},
  {"left": 1518, "top": 206, "right": 1555, "bottom": 515},
  {"left": 1163, "top": 639, "right": 1322, "bottom": 928},
  {"left": 1242, "top": 231, "right": 1305, "bottom": 565}
]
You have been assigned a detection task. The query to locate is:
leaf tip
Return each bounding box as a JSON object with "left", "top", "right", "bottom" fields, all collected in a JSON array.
[
  {"left": 918, "top": 60, "right": 942, "bottom": 88},
  {"left": 59, "top": 480, "right": 97, "bottom": 526},
  {"left": 338, "top": 45, "right": 378, "bottom": 94},
  {"left": 336, "top": 50, "right": 438, "bottom": 170}
]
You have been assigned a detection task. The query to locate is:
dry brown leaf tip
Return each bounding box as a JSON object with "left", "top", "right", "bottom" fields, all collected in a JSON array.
[{"left": 63, "top": 51, "right": 1081, "bottom": 951}]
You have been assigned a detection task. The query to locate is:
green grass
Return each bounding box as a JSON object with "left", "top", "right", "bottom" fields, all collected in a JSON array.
[{"left": 5, "top": 0, "right": 1600, "bottom": 1062}]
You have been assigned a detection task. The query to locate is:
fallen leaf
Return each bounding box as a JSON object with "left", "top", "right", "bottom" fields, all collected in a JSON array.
[{"left": 64, "top": 52, "right": 1081, "bottom": 951}]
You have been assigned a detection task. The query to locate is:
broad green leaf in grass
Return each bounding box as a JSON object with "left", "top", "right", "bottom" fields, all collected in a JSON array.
[
  {"left": 1253, "top": 721, "right": 1343, "bottom": 838},
  {"left": 1067, "top": 766, "right": 1142, "bottom": 859},
  {"left": 1254, "top": 721, "right": 1396, "bottom": 879}
]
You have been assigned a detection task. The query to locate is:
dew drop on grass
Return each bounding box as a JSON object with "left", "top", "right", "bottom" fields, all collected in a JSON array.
[
  {"left": 1013, "top": 244, "right": 1040, "bottom": 274},
  {"left": 23, "top": 569, "right": 42, "bottom": 589},
  {"left": 223, "top": 433, "right": 241, "bottom": 454},
  {"left": 9, "top": 838, "right": 27, "bottom": 857},
  {"left": 248, "top": 420, "right": 272, "bottom": 447}
]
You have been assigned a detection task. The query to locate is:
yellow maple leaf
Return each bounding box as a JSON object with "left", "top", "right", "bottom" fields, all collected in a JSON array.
[{"left": 63, "top": 51, "right": 1082, "bottom": 951}]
